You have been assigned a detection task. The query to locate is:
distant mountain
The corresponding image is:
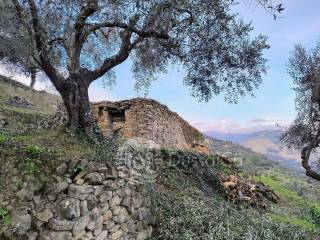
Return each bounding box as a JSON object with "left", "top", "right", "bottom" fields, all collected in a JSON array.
[
  {"left": 205, "top": 130, "right": 248, "bottom": 142},
  {"left": 205, "top": 129, "right": 303, "bottom": 171}
]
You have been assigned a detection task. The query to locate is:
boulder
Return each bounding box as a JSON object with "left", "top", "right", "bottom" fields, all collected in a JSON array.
[
  {"left": 58, "top": 198, "right": 81, "bottom": 219},
  {"left": 84, "top": 172, "right": 104, "bottom": 185},
  {"left": 16, "top": 188, "right": 34, "bottom": 202},
  {"left": 12, "top": 214, "right": 32, "bottom": 235},
  {"left": 48, "top": 219, "right": 73, "bottom": 231},
  {"left": 68, "top": 184, "right": 94, "bottom": 200}
]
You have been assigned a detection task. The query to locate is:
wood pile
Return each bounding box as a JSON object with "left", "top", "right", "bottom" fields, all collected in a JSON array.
[{"left": 218, "top": 173, "right": 279, "bottom": 208}]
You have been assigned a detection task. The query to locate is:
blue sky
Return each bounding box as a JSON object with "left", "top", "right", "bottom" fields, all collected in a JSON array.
[{"left": 1, "top": 0, "right": 319, "bottom": 134}]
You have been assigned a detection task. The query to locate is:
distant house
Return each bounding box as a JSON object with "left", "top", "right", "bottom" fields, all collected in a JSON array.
[{"left": 92, "top": 98, "right": 208, "bottom": 154}]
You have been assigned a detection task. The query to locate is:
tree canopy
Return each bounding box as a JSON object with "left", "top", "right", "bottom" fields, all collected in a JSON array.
[
  {"left": 281, "top": 40, "right": 320, "bottom": 181},
  {"left": 1, "top": 0, "right": 270, "bottom": 136}
]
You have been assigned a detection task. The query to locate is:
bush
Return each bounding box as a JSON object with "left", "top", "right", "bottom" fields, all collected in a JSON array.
[
  {"left": 23, "top": 145, "right": 56, "bottom": 159},
  {"left": 310, "top": 204, "right": 320, "bottom": 224},
  {"left": 18, "top": 158, "right": 40, "bottom": 175},
  {"left": 0, "top": 208, "right": 11, "bottom": 225}
]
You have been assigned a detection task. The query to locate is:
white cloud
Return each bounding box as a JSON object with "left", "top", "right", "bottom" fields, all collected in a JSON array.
[{"left": 192, "top": 117, "right": 291, "bottom": 133}]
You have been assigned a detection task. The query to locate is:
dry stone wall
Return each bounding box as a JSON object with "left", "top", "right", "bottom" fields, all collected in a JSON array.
[
  {"left": 2, "top": 158, "right": 153, "bottom": 240},
  {"left": 92, "top": 98, "right": 208, "bottom": 154},
  {"left": 1, "top": 140, "right": 216, "bottom": 240}
]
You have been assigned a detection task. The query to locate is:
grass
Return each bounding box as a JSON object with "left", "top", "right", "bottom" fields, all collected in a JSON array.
[
  {"left": 268, "top": 213, "right": 317, "bottom": 230},
  {"left": 0, "top": 76, "right": 60, "bottom": 114},
  {"left": 253, "top": 172, "right": 305, "bottom": 206}
]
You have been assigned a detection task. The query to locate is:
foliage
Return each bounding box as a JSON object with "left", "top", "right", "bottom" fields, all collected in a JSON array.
[
  {"left": 281, "top": 40, "right": 320, "bottom": 180},
  {"left": 268, "top": 213, "right": 317, "bottom": 230},
  {"left": 0, "top": 133, "right": 8, "bottom": 144},
  {"left": 0, "top": 1, "right": 39, "bottom": 88},
  {"left": 93, "top": 135, "right": 123, "bottom": 162},
  {"left": 310, "top": 204, "right": 320, "bottom": 224},
  {"left": 23, "top": 145, "right": 56, "bottom": 158},
  {"left": 0, "top": 208, "right": 11, "bottom": 226},
  {"left": 253, "top": 174, "right": 305, "bottom": 206},
  {"left": 213, "top": 155, "right": 238, "bottom": 176},
  {"left": 18, "top": 158, "right": 40, "bottom": 175}
]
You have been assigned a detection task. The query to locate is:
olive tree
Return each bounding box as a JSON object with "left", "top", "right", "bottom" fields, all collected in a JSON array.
[
  {"left": 281, "top": 41, "right": 320, "bottom": 181},
  {"left": 0, "top": 0, "right": 40, "bottom": 89},
  {"left": 3, "top": 0, "right": 270, "bottom": 137}
]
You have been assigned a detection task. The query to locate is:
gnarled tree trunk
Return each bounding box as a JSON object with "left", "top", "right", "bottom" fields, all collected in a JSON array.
[
  {"left": 301, "top": 144, "right": 320, "bottom": 181},
  {"left": 59, "top": 77, "right": 96, "bottom": 138}
]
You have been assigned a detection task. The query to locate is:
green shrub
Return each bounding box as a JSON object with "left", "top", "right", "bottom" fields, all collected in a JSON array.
[
  {"left": 0, "top": 134, "right": 7, "bottom": 144},
  {"left": 23, "top": 145, "right": 56, "bottom": 158},
  {"left": 0, "top": 208, "right": 11, "bottom": 225},
  {"left": 310, "top": 204, "right": 320, "bottom": 224},
  {"left": 19, "top": 158, "right": 40, "bottom": 175}
]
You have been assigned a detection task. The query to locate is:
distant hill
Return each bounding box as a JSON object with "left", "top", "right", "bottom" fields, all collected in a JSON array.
[
  {"left": 205, "top": 130, "right": 248, "bottom": 142},
  {"left": 206, "top": 136, "right": 278, "bottom": 173},
  {"left": 206, "top": 129, "right": 303, "bottom": 171}
]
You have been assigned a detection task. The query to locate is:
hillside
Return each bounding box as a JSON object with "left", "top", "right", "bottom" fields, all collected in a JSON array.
[
  {"left": 206, "top": 130, "right": 303, "bottom": 171},
  {"left": 0, "top": 75, "right": 60, "bottom": 132},
  {"left": 1, "top": 76, "right": 320, "bottom": 240}
]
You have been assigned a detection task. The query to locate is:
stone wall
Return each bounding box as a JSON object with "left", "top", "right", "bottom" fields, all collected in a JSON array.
[
  {"left": 1, "top": 140, "right": 216, "bottom": 240},
  {"left": 92, "top": 98, "right": 208, "bottom": 154},
  {"left": 2, "top": 158, "right": 153, "bottom": 240}
]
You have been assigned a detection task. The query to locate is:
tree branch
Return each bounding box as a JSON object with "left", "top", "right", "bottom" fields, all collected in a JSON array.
[
  {"left": 48, "top": 37, "right": 67, "bottom": 46},
  {"left": 71, "top": 0, "right": 98, "bottom": 72},
  {"left": 87, "top": 30, "right": 140, "bottom": 81},
  {"left": 23, "top": 0, "right": 64, "bottom": 89},
  {"left": 87, "top": 22, "right": 169, "bottom": 40}
]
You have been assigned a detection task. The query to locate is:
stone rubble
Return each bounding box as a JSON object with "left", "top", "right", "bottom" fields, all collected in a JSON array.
[{"left": 6, "top": 96, "right": 35, "bottom": 110}]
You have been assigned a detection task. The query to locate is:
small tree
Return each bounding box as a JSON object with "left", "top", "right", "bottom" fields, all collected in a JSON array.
[
  {"left": 2, "top": 0, "right": 270, "bottom": 138},
  {"left": 0, "top": 1, "right": 40, "bottom": 89},
  {"left": 281, "top": 41, "right": 320, "bottom": 181}
]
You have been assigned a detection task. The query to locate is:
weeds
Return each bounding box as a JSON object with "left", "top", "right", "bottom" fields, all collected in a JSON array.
[
  {"left": 310, "top": 204, "right": 320, "bottom": 224},
  {"left": 0, "top": 208, "right": 11, "bottom": 226},
  {"left": 18, "top": 158, "right": 40, "bottom": 175},
  {"left": 23, "top": 145, "right": 56, "bottom": 159}
]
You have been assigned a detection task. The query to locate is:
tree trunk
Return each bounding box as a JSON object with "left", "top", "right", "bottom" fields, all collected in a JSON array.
[
  {"left": 59, "top": 78, "right": 98, "bottom": 140},
  {"left": 30, "top": 71, "right": 36, "bottom": 89},
  {"left": 301, "top": 145, "right": 320, "bottom": 181}
]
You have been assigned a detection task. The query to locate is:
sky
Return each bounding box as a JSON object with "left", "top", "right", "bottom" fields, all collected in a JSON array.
[{"left": 1, "top": 0, "right": 320, "bottom": 134}]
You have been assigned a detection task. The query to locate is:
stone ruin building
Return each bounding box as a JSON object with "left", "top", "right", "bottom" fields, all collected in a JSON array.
[{"left": 92, "top": 98, "right": 208, "bottom": 154}]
